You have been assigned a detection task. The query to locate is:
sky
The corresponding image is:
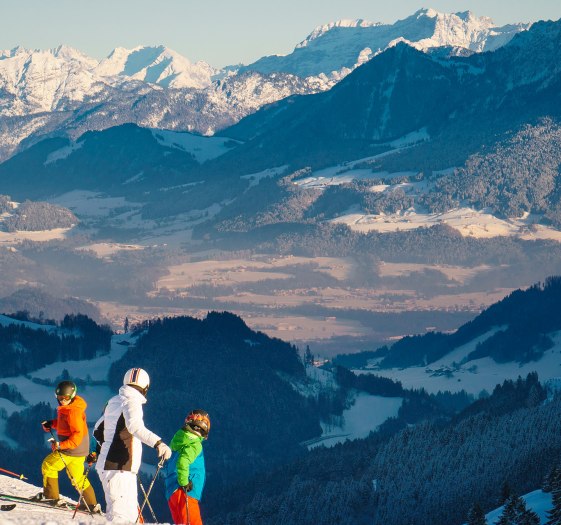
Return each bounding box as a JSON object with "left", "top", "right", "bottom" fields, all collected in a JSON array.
[{"left": 2, "top": 0, "right": 561, "bottom": 68}]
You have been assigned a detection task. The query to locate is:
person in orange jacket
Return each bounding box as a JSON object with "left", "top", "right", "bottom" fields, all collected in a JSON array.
[{"left": 36, "top": 380, "right": 100, "bottom": 512}]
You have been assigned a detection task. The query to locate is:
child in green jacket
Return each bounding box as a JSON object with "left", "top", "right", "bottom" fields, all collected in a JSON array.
[{"left": 163, "top": 409, "right": 210, "bottom": 525}]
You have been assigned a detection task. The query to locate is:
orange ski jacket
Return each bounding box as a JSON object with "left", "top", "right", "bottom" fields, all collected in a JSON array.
[{"left": 50, "top": 395, "right": 89, "bottom": 456}]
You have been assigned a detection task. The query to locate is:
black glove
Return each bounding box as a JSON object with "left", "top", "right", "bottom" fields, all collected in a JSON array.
[
  {"left": 181, "top": 481, "right": 193, "bottom": 492},
  {"left": 41, "top": 420, "right": 53, "bottom": 432},
  {"left": 86, "top": 452, "right": 97, "bottom": 466}
]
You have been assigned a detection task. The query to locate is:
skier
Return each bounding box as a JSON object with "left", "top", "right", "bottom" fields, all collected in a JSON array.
[
  {"left": 94, "top": 367, "right": 172, "bottom": 522},
  {"left": 163, "top": 409, "right": 211, "bottom": 525},
  {"left": 37, "top": 380, "right": 100, "bottom": 512}
]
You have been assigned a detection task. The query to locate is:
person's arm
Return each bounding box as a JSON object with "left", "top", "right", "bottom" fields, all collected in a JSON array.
[
  {"left": 58, "top": 408, "right": 86, "bottom": 451},
  {"left": 93, "top": 413, "right": 105, "bottom": 447},
  {"left": 122, "top": 399, "right": 160, "bottom": 447},
  {"left": 176, "top": 440, "right": 202, "bottom": 487}
]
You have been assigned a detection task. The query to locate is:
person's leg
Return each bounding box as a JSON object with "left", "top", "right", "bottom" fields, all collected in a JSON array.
[
  {"left": 104, "top": 471, "right": 138, "bottom": 522},
  {"left": 168, "top": 488, "right": 188, "bottom": 524},
  {"left": 63, "top": 456, "right": 97, "bottom": 509},
  {"left": 41, "top": 452, "right": 65, "bottom": 500},
  {"left": 98, "top": 470, "right": 113, "bottom": 520},
  {"left": 186, "top": 496, "right": 203, "bottom": 525},
  {"left": 63, "top": 455, "right": 88, "bottom": 489}
]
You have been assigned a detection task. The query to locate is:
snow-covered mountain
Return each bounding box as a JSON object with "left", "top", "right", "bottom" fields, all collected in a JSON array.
[
  {"left": 242, "top": 8, "right": 529, "bottom": 78},
  {"left": 0, "top": 44, "right": 215, "bottom": 116},
  {"left": 95, "top": 45, "right": 215, "bottom": 89},
  {"left": 0, "top": 8, "right": 530, "bottom": 161}
]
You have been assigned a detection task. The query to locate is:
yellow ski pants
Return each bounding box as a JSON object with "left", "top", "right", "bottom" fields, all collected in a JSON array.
[{"left": 42, "top": 451, "right": 90, "bottom": 490}]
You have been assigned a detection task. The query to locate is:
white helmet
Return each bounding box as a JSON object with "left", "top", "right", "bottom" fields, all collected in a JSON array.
[{"left": 123, "top": 368, "right": 150, "bottom": 392}]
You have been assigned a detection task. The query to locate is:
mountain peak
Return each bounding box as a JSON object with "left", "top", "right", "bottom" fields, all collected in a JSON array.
[
  {"left": 297, "top": 18, "right": 383, "bottom": 48},
  {"left": 97, "top": 45, "right": 215, "bottom": 89}
]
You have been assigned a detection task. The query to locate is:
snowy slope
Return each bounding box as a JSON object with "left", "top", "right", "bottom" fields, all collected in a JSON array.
[
  {"left": 95, "top": 45, "right": 215, "bottom": 89},
  {"left": 0, "top": 329, "right": 135, "bottom": 448},
  {"left": 150, "top": 129, "right": 239, "bottom": 162},
  {"left": 305, "top": 392, "right": 402, "bottom": 449},
  {"left": 357, "top": 330, "right": 561, "bottom": 395},
  {"left": 472, "top": 490, "right": 553, "bottom": 525},
  {"left": 0, "top": 475, "right": 105, "bottom": 523}
]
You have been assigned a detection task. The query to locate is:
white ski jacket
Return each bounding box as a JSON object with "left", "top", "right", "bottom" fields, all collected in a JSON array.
[{"left": 94, "top": 385, "right": 161, "bottom": 473}]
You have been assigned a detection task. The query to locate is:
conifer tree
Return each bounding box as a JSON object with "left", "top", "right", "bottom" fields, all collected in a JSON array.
[
  {"left": 547, "top": 467, "right": 561, "bottom": 525},
  {"left": 544, "top": 464, "right": 558, "bottom": 493},
  {"left": 496, "top": 495, "right": 517, "bottom": 525},
  {"left": 499, "top": 481, "right": 513, "bottom": 506},
  {"left": 467, "top": 502, "right": 487, "bottom": 525}
]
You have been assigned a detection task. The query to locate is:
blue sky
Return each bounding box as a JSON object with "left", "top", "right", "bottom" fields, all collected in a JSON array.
[{"left": 3, "top": 0, "right": 561, "bottom": 67}]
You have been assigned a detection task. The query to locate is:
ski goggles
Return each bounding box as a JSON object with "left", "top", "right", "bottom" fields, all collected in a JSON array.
[{"left": 56, "top": 394, "right": 73, "bottom": 401}]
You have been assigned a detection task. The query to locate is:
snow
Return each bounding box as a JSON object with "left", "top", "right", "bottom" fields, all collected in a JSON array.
[
  {"left": 44, "top": 142, "right": 84, "bottom": 165},
  {"left": 331, "top": 206, "right": 561, "bottom": 241},
  {"left": 240, "top": 166, "right": 288, "bottom": 188},
  {"left": 306, "top": 393, "right": 402, "bottom": 449},
  {"left": 0, "top": 229, "right": 72, "bottom": 246},
  {"left": 389, "top": 128, "right": 430, "bottom": 148},
  {"left": 0, "top": 315, "right": 58, "bottom": 334},
  {"left": 150, "top": 129, "right": 238, "bottom": 163},
  {"left": 95, "top": 45, "right": 215, "bottom": 89},
  {"left": 293, "top": 150, "right": 413, "bottom": 189},
  {"left": 479, "top": 490, "right": 552, "bottom": 525},
  {"left": 246, "top": 9, "right": 529, "bottom": 79},
  {"left": 75, "top": 243, "right": 145, "bottom": 259},
  {"left": 0, "top": 333, "right": 135, "bottom": 430},
  {"left": 48, "top": 191, "right": 140, "bottom": 219},
  {"left": 357, "top": 330, "right": 561, "bottom": 395},
  {"left": 0, "top": 475, "right": 105, "bottom": 523},
  {"left": 30, "top": 334, "right": 132, "bottom": 383}
]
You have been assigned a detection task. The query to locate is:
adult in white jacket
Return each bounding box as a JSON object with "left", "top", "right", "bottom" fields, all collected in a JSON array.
[{"left": 94, "top": 368, "right": 171, "bottom": 522}]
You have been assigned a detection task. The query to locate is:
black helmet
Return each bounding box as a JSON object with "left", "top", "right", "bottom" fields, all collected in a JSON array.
[{"left": 55, "top": 381, "right": 77, "bottom": 401}]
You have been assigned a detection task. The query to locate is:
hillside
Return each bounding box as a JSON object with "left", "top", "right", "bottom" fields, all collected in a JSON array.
[
  {"left": 207, "top": 374, "right": 561, "bottom": 525},
  {"left": 360, "top": 276, "right": 561, "bottom": 368}
]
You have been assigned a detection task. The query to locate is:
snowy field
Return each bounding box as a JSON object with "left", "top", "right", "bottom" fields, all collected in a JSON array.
[
  {"left": 48, "top": 191, "right": 138, "bottom": 219},
  {"left": 151, "top": 129, "right": 239, "bottom": 163},
  {"left": 0, "top": 331, "right": 134, "bottom": 448},
  {"left": 152, "top": 255, "right": 356, "bottom": 292},
  {"left": 306, "top": 393, "right": 403, "bottom": 449},
  {"left": 332, "top": 207, "right": 561, "bottom": 241},
  {"left": 0, "top": 228, "right": 72, "bottom": 245},
  {"left": 357, "top": 329, "right": 561, "bottom": 395}
]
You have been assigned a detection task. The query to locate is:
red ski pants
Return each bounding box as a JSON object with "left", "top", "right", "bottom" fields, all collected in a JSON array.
[{"left": 168, "top": 488, "right": 203, "bottom": 525}]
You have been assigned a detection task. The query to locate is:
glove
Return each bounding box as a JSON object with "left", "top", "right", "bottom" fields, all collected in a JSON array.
[
  {"left": 86, "top": 452, "right": 97, "bottom": 466},
  {"left": 42, "top": 420, "right": 53, "bottom": 432},
  {"left": 181, "top": 481, "right": 193, "bottom": 492},
  {"left": 50, "top": 440, "right": 60, "bottom": 452},
  {"left": 155, "top": 441, "right": 172, "bottom": 460}
]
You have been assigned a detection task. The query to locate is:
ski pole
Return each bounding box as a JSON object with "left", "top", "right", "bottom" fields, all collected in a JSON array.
[
  {"left": 48, "top": 432, "right": 92, "bottom": 516},
  {"left": 0, "top": 467, "right": 27, "bottom": 480},
  {"left": 138, "top": 477, "right": 158, "bottom": 522},
  {"left": 72, "top": 463, "right": 93, "bottom": 519},
  {"left": 135, "top": 457, "right": 166, "bottom": 524},
  {"left": 183, "top": 487, "right": 191, "bottom": 525}
]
